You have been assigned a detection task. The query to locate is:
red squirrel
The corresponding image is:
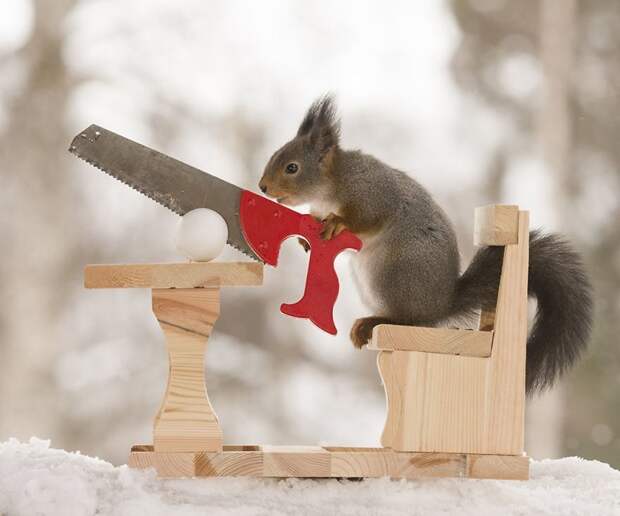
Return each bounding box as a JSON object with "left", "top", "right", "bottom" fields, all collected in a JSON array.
[{"left": 258, "top": 95, "right": 593, "bottom": 394}]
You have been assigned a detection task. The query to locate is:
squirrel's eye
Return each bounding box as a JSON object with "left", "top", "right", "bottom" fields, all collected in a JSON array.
[{"left": 285, "top": 163, "right": 299, "bottom": 174}]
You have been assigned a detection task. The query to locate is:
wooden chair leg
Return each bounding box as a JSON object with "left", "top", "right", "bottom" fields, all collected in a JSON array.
[{"left": 152, "top": 288, "right": 223, "bottom": 453}]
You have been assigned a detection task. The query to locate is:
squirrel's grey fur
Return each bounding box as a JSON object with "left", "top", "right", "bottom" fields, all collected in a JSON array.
[{"left": 259, "top": 95, "right": 593, "bottom": 394}]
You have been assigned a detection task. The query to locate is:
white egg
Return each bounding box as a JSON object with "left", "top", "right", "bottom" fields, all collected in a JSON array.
[{"left": 175, "top": 208, "right": 228, "bottom": 262}]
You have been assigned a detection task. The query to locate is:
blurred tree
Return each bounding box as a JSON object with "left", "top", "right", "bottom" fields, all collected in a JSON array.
[
  {"left": 449, "top": 0, "right": 620, "bottom": 466},
  {"left": 0, "top": 0, "right": 81, "bottom": 443}
]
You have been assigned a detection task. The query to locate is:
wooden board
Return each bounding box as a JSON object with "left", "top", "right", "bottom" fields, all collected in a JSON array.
[
  {"left": 483, "top": 210, "right": 529, "bottom": 453},
  {"left": 128, "top": 445, "right": 529, "bottom": 480},
  {"left": 369, "top": 326, "right": 493, "bottom": 357},
  {"left": 378, "top": 350, "right": 491, "bottom": 453},
  {"left": 152, "top": 288, "right": 220, "bottom": 337},
  {"left": 84, "top": 262, "right": 263, "bottom": 289},
  {"left": 474, "top": 205, "right": 519, "bottom": 246},
  {"left": 262, "top": 445, "right": 331, "bottom": 477}
]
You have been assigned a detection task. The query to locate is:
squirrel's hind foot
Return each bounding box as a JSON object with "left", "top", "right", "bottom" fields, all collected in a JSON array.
[{"left": 350, "top": 316, "right": 393, "bottom": 348}]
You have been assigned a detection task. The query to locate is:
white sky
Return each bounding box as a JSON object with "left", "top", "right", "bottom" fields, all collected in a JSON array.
[
  {"left": 0, "top": 0, "right": 33, "bottom": 51},
  {"left": 61, "top": 0, "right": 491, "bottom": 191}
]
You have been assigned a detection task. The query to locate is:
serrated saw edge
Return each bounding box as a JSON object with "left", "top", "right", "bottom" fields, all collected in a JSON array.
[{"left": 69, "top": 146, "right": 261, "bottom": 261}]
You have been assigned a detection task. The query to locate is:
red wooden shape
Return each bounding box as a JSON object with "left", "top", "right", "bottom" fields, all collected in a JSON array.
[{"left": 239, "top": 190, "right": 362, "bottom": 334}]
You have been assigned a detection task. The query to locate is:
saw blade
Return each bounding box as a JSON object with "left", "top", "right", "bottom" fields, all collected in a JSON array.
[{"left": 69, "top": 125, "right": 261, "bottom": 261}]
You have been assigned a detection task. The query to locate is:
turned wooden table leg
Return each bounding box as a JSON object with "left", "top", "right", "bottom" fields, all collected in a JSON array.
[{"left": 152, "top": 287, "right": 223, "bottom": 453}]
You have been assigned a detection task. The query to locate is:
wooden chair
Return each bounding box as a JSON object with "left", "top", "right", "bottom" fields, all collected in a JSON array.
[{"left": 368, "top": 205, "right": 530, "bottom": 467}]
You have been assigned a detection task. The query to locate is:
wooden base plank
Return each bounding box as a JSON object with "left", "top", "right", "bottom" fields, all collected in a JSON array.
[
  {"left": 466, "top": 454, "right": 530, "bottom": 480},
  {"left": 129, "top": 448, "right": 197, "bottom": 477},
  {"left": 262, "top": 446, "right": 331, "bottom": 477},
  {"left": 197, "top": 449, "right": 264, "bottom": 477},
  {"left": 128, "top": 445, "right": 529, "bottom": 480}
]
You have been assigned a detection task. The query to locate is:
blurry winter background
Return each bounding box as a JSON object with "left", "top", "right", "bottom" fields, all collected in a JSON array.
[{"left": 0, "top": 0, "right": 618, "bottom": 469}]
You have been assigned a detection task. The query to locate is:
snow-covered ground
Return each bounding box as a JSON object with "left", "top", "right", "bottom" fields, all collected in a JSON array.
[{"left": 1, "top": 439, "right": 619, "bottom": 516}]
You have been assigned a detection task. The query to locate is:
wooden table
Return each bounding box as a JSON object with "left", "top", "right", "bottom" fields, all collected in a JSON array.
[{"left": 85, "top": 262, "right": 263, "bottom": 453}]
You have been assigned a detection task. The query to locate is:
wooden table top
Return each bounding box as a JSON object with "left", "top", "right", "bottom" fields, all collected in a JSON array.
[{"left": 84, "top": 262, "right": 264, "bottom": 289}]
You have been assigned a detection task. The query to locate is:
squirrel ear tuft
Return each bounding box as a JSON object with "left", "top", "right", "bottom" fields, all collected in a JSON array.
[{"left": 297, "top": 94, "right": 341, "bottom": 158}]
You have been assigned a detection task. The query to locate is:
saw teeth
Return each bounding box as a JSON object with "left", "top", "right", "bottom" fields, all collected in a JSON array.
[
  {"left": 71, "top": 149, "right": 184, "bottom": 215},
  {"left": 70, "top": 148, "right": 260, "bottom": 261},
  {"left": 227, "top": 239, "right": 259, "bottom": 260}
]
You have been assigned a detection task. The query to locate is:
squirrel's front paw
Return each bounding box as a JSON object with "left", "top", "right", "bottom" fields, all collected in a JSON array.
[{"left": 320, "top": 213, "right": 347, "bottom": 240}]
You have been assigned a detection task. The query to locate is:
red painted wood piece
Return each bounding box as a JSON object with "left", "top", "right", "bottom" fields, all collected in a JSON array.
[{"left": 239, "top": 190, "right": 362, "bottom": 334}]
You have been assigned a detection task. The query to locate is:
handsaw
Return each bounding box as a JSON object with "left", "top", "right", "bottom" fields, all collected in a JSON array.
[{"left": 69, "top": 125, "right": 362, "bottom": 334}]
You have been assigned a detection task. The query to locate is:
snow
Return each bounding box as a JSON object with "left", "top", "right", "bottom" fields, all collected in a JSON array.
[{"left": 1, "top": 439, "right": 619, "bottom": 516}]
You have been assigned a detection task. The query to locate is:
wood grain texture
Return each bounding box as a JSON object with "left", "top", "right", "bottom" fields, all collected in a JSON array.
[
  {"left": 383, "top": 351, "right": 489, "bottom": 453},
  {"left": 377, "top": 351, "right": 399, "bottom": 448},
  {"left": 466, "top": 454, "right": 529, "bottom": 480},
  {"left": 369, "top": 326, "right": 493, "bottom": 357},
  {"left": 326, "top": 448, "right": 469, "bottom": 479},
  {"left": 129, "top": 448, "right": 197, "bottom": 477},
  {"left": 483, "top": 210, "right": 529, "bottom": 454},
  {"left": 262, "top": 446, "right": 331, "bottom": 477},
  {"left": 84, "top": 262, "right": 263, "bottom": 289},
  {"left": 328, "top": 447, "right": 397, "bottom": 478},
  {"left": 197, "top": 450, "right": 264, "bottom": 477},
  {"left": 153, "top": 289, "right": 220, "bottom": 337},
  {"left": 474, "top": 205, "right": 519, "bottom": 246},
  {"left": 400, "top": 453, "right": 467, "bottom": 478},
  {"left": 128, "top": 445, "right": 529, "bottom": 480},
  {"left": 152, "top": 288, "right": 223, "bottom": 453},
  {"left": 374, "top": 208, "right": 529, "bottom": 456}
]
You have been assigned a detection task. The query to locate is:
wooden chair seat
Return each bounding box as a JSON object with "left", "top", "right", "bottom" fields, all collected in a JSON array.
[{"left": 368, "top": 325, "right": 493, "bottom": 357}]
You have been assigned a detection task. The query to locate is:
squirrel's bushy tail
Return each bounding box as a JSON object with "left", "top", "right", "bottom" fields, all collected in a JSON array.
[{"left": 453, "top": 230, "right": 593, "bottom": 394}]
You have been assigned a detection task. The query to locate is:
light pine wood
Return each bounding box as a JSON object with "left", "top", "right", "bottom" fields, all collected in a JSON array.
[
  {"left": 262, "top": 446, "right": 331, "bottom": 477},
  {"left": 399, "top": 453, "right": 467, "bottom": 478},
  {"left": 377, "top": 352, "right": 493, "bottom": 452},
  {"left": 374, "top": 207, "right": 529, "bottom": 456},
  {"left": 152, "top": 288, "right": 223, "bottom": 453},
  {"left": 85, "top": 262, "right": 263, "bottom": 289},
  {"left": 129, "top": 446, "right": 197, "bottom": 477},
  {"left": 377, "top": 351, "right": 400, "bottom": 448},
  {"left": 474, "top": 204, "right": 519, "bottom": 246},
  {"left": 484, "top": 210, "right": 529, "bottom": 453},
  {"left": 328, "top": 447, "right": 399, "bottom": 478},
  {"left": 380, "top": 351, "right": 489, "bottom": 453},
  {"left": 198, "top": 449, "right": 264, "bottom": 477},
  {"left": 466, "top": 454, "right": 530, "bottom": 480},
  {"left": 128, "top": 445, "right": 529, "bottom": 480},
  {"left": 369, "top": 326, "right": 493, "bottom": 357}
]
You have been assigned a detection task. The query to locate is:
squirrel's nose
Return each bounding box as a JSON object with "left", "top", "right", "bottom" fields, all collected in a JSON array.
[{"left": 260, "top": 184, "right": 267, "bottom": 194}]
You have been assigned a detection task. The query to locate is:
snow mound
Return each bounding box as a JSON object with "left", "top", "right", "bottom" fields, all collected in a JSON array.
[{"left": 1, "top": 438, "right": 619, "bottom": 516}]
